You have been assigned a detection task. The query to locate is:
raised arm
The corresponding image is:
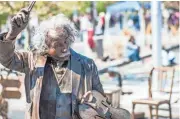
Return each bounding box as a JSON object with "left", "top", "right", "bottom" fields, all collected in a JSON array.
[{"left": 0, "top": 8, "right": 32, "bottom": 73}]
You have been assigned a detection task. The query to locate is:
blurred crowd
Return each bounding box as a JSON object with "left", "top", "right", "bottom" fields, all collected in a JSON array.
[{"left": 0, "top": 1, "right": 179, "bottom": 65}]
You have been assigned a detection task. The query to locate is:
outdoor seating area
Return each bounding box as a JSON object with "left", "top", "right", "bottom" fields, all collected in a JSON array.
[
  {"left": 132, "top": 66, "right": 176, "bottom": 119},
  {"left": 99, "top": 64, "right": 179, "bottom": 119}
]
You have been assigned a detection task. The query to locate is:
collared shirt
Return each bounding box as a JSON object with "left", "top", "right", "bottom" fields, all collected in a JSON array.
[{"left": 39, "top": 57, "right": 72, "bottom": 119}]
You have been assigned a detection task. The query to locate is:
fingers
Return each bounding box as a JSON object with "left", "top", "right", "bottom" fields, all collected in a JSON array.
[
  {"left": 19, "top": 12, "right": 27, "bottom": 23},
  {"left": 11, "top": 8, "right": 29, "bottom": 27},
  {"left": 11, "top": 16, "right": 19, "bottom": 27},
  {"left": 19, "top": 8, "right": 29, "bottom": 22},
  {"left": 81, "top": 91, "right": 93, "bottom": 103},
  {"left": 20, "top": 8, "right": 29, "bottom": 15},
  {"left": 12, "top": 14, "right": 22, "bottom": 27},
  {"left": 16, "top": 14, "right": 22, "bottom": 26},
  {"left": 83, "top": 91, "right": 92, "bottom": 99}
]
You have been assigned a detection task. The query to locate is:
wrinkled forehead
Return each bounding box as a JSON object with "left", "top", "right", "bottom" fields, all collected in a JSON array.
[{"left": 46, "top": 27, "right": 69, "bottom": 41}]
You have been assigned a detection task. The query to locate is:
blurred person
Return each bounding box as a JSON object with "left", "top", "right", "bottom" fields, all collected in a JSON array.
[
  {"left": 125, "top": 35, "right": 140, "bottom": 61},
  {"left": 95, "top": 14, "right": 104, "bottom": 36},
  {"left": 95, "top": 13, "right": 105, "bottom": 36},
  {"left": 168, "top": 12, "right": 179, "bottom": 35},
  {"left": 79, "top": 14, "right": 91, "bottom": 41},
  {"left": 107, "top": 68, "right": 122, "bottom": 87},
  {"left": 119, "top": 14, "right": 123, "bottom": 30},
  {"left": 162, "top": 46, "right": 176, "bottom": 66},
  {"left": 110, "top": 15, "right": 116, "bottom": 27},
  {"left": 95, "top": 22, "right": 102, "bottom": 35},
  {"left": 72, "top": 13, "right": 80, "bottom": 31},
  {"left": 127, "top": 19, "right": 134, "bottom": 30},
  {"left": 99, "top": 12, "right": 105, "bottom": 34},
  {"left": 17, "top": 32, "right": 25, "bottom": 49},
  {"left": 0, "top": 8, "right": 104, "bottom": 119},
  {"left": 132, "top": 11, "right": 140, "bottom": 31},
  {"left": 150, "top": 45, "right": 176, "bottom": 66},
  {"left": 87, "top": 27, "right": 95, "bottom": 51}
]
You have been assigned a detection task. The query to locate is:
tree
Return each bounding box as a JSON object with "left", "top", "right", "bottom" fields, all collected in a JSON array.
[
  {"left": 0, "top": 1, "right": 116, "bottom": 26},
  {"left": 0, "top": 1, "right": 115, "bottom": 47},
  {"left": 0, "top": 1, "right": 30, "bottom": 26},
  {"left": 96, "top": 1, "right": 115, "bottom": 14}
]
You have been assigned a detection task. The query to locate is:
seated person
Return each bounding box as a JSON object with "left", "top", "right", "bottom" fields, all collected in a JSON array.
[
  {"left": 162, "top": 46, "right": 176, "bottom": 66},
  {"left": 125, "top": 35, "right": 140, "bottom": 61},
  {"left": 150, "top": 45, "right": 176, "bottom": 66}
]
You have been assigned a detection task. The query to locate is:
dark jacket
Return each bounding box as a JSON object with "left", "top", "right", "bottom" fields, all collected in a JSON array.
[{"left": 0, "top": 33, "right": 104, "bottom": 119}]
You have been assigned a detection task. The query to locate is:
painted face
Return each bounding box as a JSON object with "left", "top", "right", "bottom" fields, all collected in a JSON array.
[{"left": 45, "top": 28, "right": 70, "bottom": 61}]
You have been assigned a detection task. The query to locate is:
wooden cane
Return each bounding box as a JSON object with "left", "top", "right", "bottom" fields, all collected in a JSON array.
[{"left": 28, "top": 1, "right": 36, "bottom": 12}]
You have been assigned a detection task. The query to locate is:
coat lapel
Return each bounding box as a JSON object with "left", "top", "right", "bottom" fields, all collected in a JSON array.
[
  {"left": 31, "top": 50, "right": 81, "bottom": 119},
  {"left": 32, "top": 55, "right": 46, "bottom": 119},
  {"left": 70, "top": 49, "right": 82, "bottom": 115}
]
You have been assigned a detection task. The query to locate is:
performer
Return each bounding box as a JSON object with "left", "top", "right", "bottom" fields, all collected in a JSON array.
[{"left": 0, "top": 8, "right": 104, "bottom": 119}]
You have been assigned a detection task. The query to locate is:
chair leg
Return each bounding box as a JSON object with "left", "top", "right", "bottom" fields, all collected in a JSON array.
[
  {"left": 132, "top": 104, "right": 136, "bottom": 119},
  {"left": 169, "top": 103, "right": 172, "bottom": 119},
  {"left": 155, "top": 106, "right": 159, "bottom": 119},
  {"left": 149, "top": 105, "right": 152, "bottom": 119}
]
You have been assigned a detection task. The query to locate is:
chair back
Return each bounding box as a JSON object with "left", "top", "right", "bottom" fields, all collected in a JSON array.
[
  {"left": 0, "top": 68, "right": 21, "bottom": 99},
  {"left": 148, "top": 66, "right": 175, "bottom": 101}
]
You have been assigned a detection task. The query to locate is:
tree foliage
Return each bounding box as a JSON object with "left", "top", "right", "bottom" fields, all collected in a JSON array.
[
  {"left": 0, "top": 1, "right": 115, "bottom": 26},
  {"left": 0, "top": 1, "right": 29, "bottom": 25}
]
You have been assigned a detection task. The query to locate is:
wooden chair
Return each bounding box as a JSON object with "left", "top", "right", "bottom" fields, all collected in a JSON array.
[
  {"left": 132, "top": 66, "right": 176, "bottom": 119},
  {"left": 0, "top": 68, "right": 21, "bottom": 99}
]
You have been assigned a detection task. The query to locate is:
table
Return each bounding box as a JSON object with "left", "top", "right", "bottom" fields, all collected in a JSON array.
[{"left": 103, "top": 85, "right": 121, "bottom": 108}]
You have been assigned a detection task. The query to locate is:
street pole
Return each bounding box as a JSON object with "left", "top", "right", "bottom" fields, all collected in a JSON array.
[
  {"left": 151, "top": 1, "right": 162, "bottom": 90},
  {"left": 91, "top": 1, "right": 96, "bottom": 31}
]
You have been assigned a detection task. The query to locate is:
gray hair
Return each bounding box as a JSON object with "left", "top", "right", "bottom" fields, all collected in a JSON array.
[{"left": 31, "top": 14, "right": 78, "bottom": 52}]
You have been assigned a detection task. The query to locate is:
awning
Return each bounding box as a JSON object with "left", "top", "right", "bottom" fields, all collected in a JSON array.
[{"left": 106, "top": 1, "right": 141, "bottom": 14}]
